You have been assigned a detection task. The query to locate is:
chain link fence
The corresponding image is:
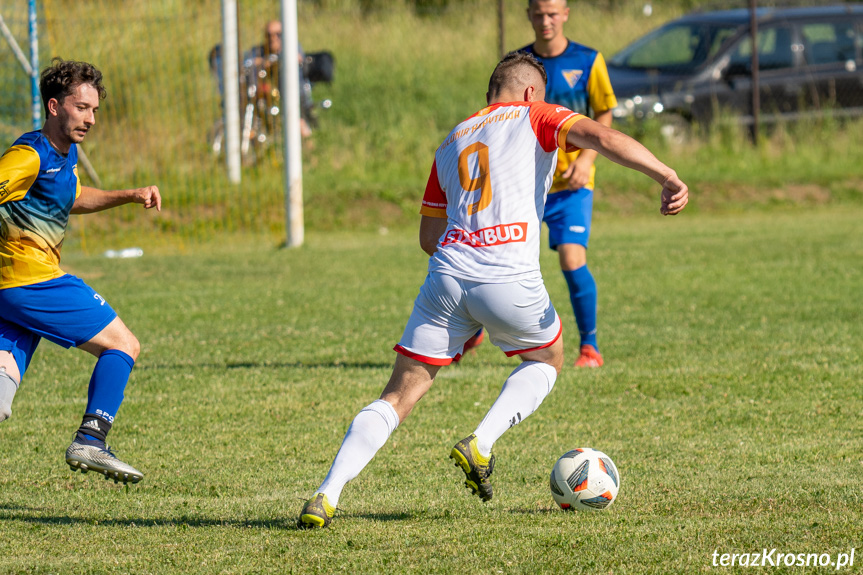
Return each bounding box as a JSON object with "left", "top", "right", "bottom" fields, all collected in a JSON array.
[
  {"left": 2, "top": 0, "right": 304, "bottom": 252},
  {"left": 2, "top": 1, "right": 861, "bottom": 251}
]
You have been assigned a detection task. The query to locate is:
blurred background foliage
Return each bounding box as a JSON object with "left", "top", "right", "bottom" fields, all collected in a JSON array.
[{"left": 0, "top": 0, "right": 861, "bottom": 251}]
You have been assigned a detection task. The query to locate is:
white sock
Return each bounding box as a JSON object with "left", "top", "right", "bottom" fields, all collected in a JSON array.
[
  {"left": 473, "top": 361, "right": 557, "bottom": 457},
  {"left": 317, "top": 399, "right": 400, "bottom": 507}
]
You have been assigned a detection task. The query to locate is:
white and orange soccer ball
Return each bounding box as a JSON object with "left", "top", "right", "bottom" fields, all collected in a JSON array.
[{"left": 550, "top": 448, "right": 620, "bottom": 511}]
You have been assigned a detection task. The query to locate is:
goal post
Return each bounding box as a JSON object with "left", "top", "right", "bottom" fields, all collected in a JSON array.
[{"left": 280, "top": 0, "right": 303, "bottom": 248}]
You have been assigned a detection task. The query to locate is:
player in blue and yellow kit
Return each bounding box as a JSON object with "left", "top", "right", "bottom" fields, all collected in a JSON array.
[
  {"left": 521, "top": 0, "right": 617, "bottom": 367},
  {"left": 459, "top": 0, "right": 617, "bottom": 367},
  {"left": 0, "top": 59, "right": 161, "bottom": 484}
]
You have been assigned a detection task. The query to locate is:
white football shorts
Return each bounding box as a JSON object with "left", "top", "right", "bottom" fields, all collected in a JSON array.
[{"left": 394, "top": 271, "right": 562, "bottom": 365}]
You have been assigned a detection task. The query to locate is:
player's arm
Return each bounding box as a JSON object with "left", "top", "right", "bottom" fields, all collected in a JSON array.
[
  {"left": 570, "top": 108, "right": 612, "bottom": 168},
  {"left": 564, "top": 53, "right": 617, "bottom": 188},
  {"left": 564, "top": 119, "right": 688, "bottom": 215},
  {"left": 419, "top": 215, "right": 447, "bottom": 256},
  {"left": 564, "top": 109, "right": 611, "bottom": 189},
  {"left": 71, "top": 185, "right": 162, "bottom": 214},
  {"left": 419, "top": 159, "right": 448, "bottom": 255}
]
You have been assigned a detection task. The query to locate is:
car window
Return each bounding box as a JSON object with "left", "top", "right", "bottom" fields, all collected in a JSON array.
[
  {"left": 859, "top": 20, "right": 863, "bottom": 59},
  {"left": 801, "top": 21, "right": 857, "bottom": 65},
  {"left": 710, "top": 27, "right": 739, "bottom": 57},
  {"left": 609, "top": 22, "right": 740, "bottom": 71},
  {"left": 729, "top": 26, "right": 794, "bottom": 71}
]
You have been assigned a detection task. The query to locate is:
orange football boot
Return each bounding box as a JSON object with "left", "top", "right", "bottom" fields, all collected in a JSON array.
[{"left": 574, "top": 344, "right": 603, "bottom": 368}]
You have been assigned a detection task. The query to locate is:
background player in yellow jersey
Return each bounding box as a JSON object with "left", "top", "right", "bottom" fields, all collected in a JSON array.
[
  {"left": 521, "top": 0, "right": 617, "bottom": 367},
  {"left": 461, "top": 0, "right": 617, "bottom": 367},
  {"left": 0, "top": 59, "right": 161, "bottom": 484}
]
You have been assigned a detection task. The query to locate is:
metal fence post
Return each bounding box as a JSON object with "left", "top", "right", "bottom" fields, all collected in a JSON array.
[
  {"left": 282, "top": 0, "right": 304, "bottom": 248},
  {"left": 749, "top": 0, "right": 760, "bottom": 144},
  {"left": 222, "top": 0, "right": 242, "bottom": 183},
  {"left": 497, "top": 0, "right": 505, "bottom": 60},
  {"left": 28, "top": 0, "right": 40, "bottom": 130}
]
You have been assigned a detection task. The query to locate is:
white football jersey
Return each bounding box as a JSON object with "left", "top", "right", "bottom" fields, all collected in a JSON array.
[{"left": 421, "top": 101, "right": 584, "bottom": 282}]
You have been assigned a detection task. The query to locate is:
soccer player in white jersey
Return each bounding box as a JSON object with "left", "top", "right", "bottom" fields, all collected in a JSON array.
[{"left": 298, "top": 52, "right": 688, "bottom": 528}]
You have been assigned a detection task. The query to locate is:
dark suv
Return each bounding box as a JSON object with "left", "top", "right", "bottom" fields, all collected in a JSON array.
[{"left": 607, "top": 5, "right": 863, "bottom": 131}]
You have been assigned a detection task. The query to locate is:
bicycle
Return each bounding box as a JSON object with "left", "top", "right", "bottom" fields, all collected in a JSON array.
[{"left": 208, "top": 45, "right": 333, "bottom": 167}]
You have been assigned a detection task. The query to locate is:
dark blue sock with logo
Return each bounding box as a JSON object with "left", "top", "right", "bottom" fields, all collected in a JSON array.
[
  {"left": 562, "top": 265, "right": 598, "bottom": 350},
  {"left": 79, "top": 349, "right": 134, "bottom": 441}
]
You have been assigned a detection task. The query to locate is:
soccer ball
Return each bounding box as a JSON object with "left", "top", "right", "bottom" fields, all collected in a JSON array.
[{"left": 549, "top": 448, "right": 620, "bottom": 511}]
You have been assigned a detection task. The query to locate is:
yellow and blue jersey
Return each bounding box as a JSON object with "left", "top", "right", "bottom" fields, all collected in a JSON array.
[
  {"left": 0, "top": 131, "right": 81, "bottom": 289},
  {"left": 521, "top": 41, "right": 617, "bottom": 192}
]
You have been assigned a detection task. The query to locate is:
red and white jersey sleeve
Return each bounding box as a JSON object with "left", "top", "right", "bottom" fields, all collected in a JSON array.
[{"left": 420, "top": 101, "right": 583, "bottom": 282}]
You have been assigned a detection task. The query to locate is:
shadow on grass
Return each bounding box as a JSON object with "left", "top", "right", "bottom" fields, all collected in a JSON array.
[
  {"left": 507, "top": 507, "right": 564, "bottom": 516},
  {"left": 345, "top": 511, "right": 414, "bottom": 523},
  {"left": 0, "top": 508, "right": 305, "bottom": 530},
  {"left": 342, "top": 507, "right": 562, "bottom": 523},
  {"left": 137, "top": 360, "right": 393, "bottom": 371},
  {"left": 0, "top": 503, "right": 42, "bottom": 512},
  {"left": 1, "top": 506, "right": 563, "bottom": 530}
]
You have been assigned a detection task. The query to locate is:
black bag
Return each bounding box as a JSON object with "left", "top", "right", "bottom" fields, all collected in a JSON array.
[{"left": 303, "top": 51, "right": 335, "bottom": 84}]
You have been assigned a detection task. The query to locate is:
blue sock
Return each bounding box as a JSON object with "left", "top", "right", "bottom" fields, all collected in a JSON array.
[
  {"left": 85, "top": 349, "right": 135, "bottom": 426},
  {"left": 562, "top": 265, "right": 598, "bottom": 350}
]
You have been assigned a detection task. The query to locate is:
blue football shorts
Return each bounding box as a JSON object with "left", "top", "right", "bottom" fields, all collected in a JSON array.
[
  {"left": 543, "top": 187, "right": 594, "bottom": 250},
  {"left": 0, "top": 274, "right": 117, "bottom": 378}
]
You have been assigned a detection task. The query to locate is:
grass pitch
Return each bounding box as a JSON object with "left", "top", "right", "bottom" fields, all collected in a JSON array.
[{"left": 0, "top": 205, "right": 861, "bottom": 574}]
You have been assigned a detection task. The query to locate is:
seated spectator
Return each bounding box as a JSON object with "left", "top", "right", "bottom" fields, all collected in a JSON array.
[{"left": 243, "top": 20, "right": 313, "bottom": 138}]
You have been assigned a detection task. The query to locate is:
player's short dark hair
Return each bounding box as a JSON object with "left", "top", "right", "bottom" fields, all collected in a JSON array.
[
  {"left": 487, "top": 52, "right": 547, "bottom": 99},
  {"left": 40, "top": 58, "right": 106, "bottom": 114}
]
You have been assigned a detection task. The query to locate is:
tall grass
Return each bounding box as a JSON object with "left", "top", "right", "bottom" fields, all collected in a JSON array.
[
  {"left": 3, "top": 0, "right": 862, "bottom": 245},
  {"left": 598, "top": 112, "right": 863, "bottom": 216}
]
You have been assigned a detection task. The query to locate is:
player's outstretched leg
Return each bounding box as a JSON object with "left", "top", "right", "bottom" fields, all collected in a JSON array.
[
  {"left": 297, "top": 354, "right": 435, "bottom": 528},
  {"left": 298, "top": 399, "right": 400, "bottom": 529},
  {"left": 66, "top": 349, "right": 142, "bottom": 484},
  {"left": 452, "top": 357, "right": 559, "bottom": 501},
  {"left": 450, "top": 433, "right": 496, "bottom": 501}
]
